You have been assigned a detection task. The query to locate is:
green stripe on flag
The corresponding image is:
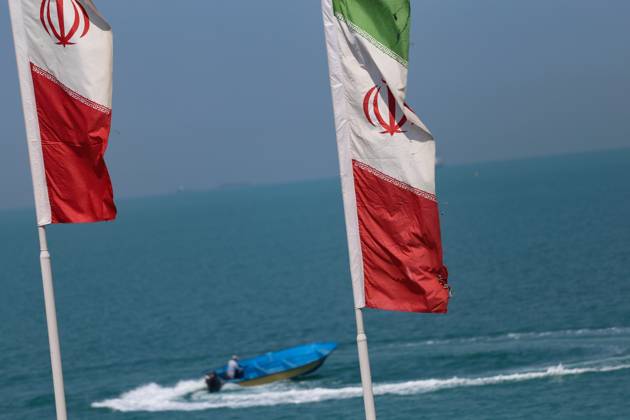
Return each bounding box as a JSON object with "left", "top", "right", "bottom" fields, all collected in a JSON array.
[{"left": 333, "top": 0, "right": 410, "bottom": 66}]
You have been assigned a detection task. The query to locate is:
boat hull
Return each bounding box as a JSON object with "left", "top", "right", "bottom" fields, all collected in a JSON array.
[{"left": 238, "top": 359, "right": 325, "bottom": 387}]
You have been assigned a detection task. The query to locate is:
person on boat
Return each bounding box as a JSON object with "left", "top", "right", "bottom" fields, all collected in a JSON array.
[
  {"left": 226, "top": 355, "right": 244, "bottom": 379},
  {"left": 205, "top": 371, "right": 222, "bottom": 393}
]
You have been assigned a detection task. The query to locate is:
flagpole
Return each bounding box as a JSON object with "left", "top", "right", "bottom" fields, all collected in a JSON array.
[
  {"left": 354, "top": 308, "right": 377, "bottom": 420},
  {"left": 38, "top": 226, "right": 68, "bottom": 420},
  {"left": 320, "top": 0, "right": 378, "bottom": 416},
  {"left": 8, "top": 2, "right": 68, "bottom": 417}
]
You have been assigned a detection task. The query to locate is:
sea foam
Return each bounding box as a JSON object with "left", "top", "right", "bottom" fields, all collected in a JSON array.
[
  {"left": 92, "top": 361, "right": 630, "bottom": 412},
  {"left": 393, "top": 326, "right": 630, "bottom": 348}
]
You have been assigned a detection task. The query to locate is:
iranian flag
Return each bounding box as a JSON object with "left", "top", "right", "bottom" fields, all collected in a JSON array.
[
  {"left": 9, "top": 0, "right": 116, "bottom": 225},
  {"left": 323, "top": 0, "right": 450, "bottom": 313}
]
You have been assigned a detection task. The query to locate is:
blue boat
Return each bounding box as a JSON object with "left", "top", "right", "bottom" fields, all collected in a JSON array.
[{"left": 211, "top": 342, "right": 337, "bottom": 389}]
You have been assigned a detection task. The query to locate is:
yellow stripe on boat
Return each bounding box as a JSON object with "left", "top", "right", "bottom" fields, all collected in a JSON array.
[{"left": 238, "top": 360, "right": 323, "bottom": 387}]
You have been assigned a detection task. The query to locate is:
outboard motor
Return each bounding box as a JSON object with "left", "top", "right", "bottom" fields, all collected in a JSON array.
[{"left": 205, "top": 371, "right": 223, "bottom": 393}]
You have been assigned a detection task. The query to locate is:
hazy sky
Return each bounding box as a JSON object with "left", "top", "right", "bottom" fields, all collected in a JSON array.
[{"left": 1, "top": 1, "right": 629, "bottom": 209}]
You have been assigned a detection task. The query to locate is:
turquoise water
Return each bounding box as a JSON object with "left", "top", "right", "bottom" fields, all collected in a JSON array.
[{"left": 1, "top": 149, "right": 629, "bottom": 419}]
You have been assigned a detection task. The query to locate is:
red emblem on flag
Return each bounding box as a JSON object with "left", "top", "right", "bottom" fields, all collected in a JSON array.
[
  {"left": 40, "top": 0, "right": 90, "bottom": 47},
  {"left": 363, "top": 82, "right": 410, "bottom": 136}
]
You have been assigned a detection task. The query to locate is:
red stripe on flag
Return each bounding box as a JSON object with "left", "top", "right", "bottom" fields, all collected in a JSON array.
[
  {"left": 353, "top": 160, "right": 449, "bottom": 313},
  {"left": 31, "top": 63, "right": 116, "bottom": 224}
]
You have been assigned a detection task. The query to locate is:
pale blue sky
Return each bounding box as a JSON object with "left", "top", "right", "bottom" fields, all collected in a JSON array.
[{"left": 1, "top": 0, "right": 629, "bottom": 209}]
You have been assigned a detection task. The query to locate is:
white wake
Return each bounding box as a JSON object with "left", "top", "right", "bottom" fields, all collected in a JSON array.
[
  {"left": 92, "top": 362, "right": 630, "bottom": 412},
  {"left": 398, "top": 326, "right": 630, "bottom": 347}
]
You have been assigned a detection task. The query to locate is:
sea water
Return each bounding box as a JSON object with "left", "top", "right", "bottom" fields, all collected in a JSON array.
[{"left": 0, "top": 149, "right": 629, "bottom": 419}]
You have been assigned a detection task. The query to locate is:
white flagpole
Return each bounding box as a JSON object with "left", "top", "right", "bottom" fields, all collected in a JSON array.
[
  {"left": 321, "top": 0, "right": 377, "bottom": 417},
  {"left": 354, "top": 308, "right": 377, "bottom": 420},
  {"left": 38, "top": 226, "right": 68, "bottom": 420},
  {"left": 8, "top": 1, "right": 68, "bottom": 418}
]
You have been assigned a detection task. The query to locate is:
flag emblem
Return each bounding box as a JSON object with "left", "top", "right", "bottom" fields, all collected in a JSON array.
[
  {"left": 39, "top": 0, "right": 90, "bottom": 46},
  {"left": 362, "top": 82, "right": 409, "bottom": 136}
]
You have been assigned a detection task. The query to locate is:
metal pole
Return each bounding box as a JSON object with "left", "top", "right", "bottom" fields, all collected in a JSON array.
[
  {"left": 321, "top": 1, "right": 377, "bottom": 416},
  {"left": 38, "top": 226, "right": 68, "bottom": 420},
  {"left": 355, "top": 308, "right": 376, "bottom": 420},
  {"left": 9, "top": 1, "right": 67, "bottom": 417}
]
